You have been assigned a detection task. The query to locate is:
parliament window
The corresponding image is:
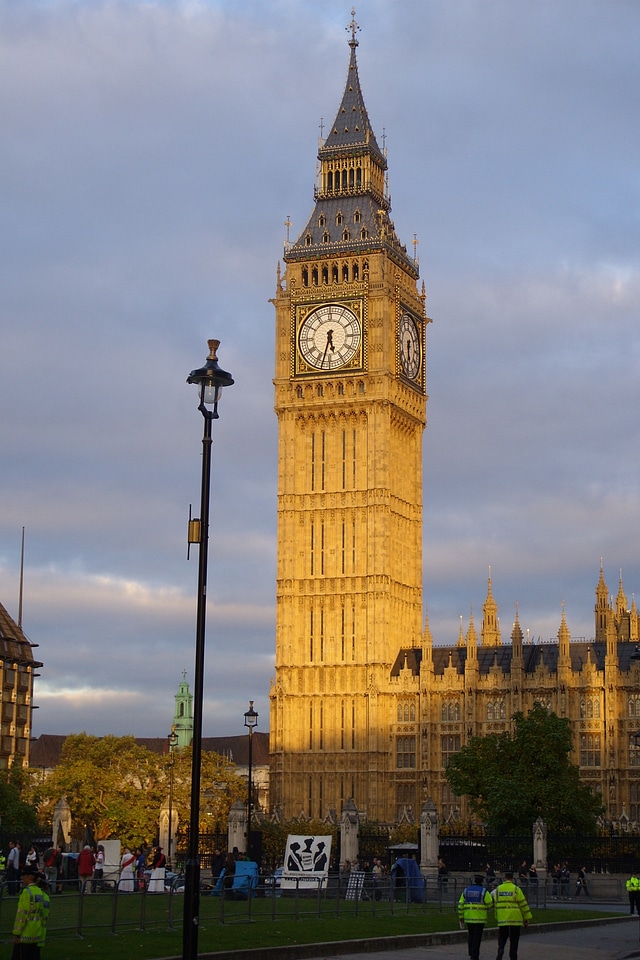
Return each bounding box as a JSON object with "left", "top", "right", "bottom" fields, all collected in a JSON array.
[
  {"left": 580, "top": 733, "right": 601, "bottom": 767},
  {"left": 441, "top": 701, "right": 460, "bottom": 722},
  {"left": 441, "top": 734, "right": 461, "bottom": 768},
  {"left": 397, "top": 701, "right": 416, "bottom": 722},
  {"left": 486, "top": 699, "right": 506, "bottom": 721},
  {"left": 396, "top": 736, "right": 416, "bottom": 768}
]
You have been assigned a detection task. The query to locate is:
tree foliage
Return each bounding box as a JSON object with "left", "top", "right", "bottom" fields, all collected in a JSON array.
[
  {"left": 31, "top": 733, "right": 245, "bottom": 850},
  {"left": 0, "top": 767, "right": 39, "bottom": 834},
  {"left": 445, "top": 704, "right": 604, "bottom": 835}
]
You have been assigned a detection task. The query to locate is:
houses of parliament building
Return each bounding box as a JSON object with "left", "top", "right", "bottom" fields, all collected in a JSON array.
[{"left": 268, "top": 17, "right": 640, "bottom": 828}]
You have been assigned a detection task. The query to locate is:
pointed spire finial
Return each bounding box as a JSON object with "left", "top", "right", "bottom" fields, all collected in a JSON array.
[{"left": 347, "top": 7, "right": 360, "bottom": 46}]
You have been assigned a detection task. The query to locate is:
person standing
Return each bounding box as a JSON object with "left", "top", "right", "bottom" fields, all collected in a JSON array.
[
  {"left": 211, "top": 849, "right": 225, "bottom": 882},
  {"left": 12, "top": 866, "right": 49, "bottom": 960},
  {"left": 458, "top": 873, "right": 493, "bottom": 960},
  {"left": 492, "top": 869, "right": 532, "bottom": 960},
  {"left": 92, "top": 844, "right": 105, "bottom": 893},
  {"left": 119, "top": 847, "right": 136, "bottom": 893},
  {"left": 25, "top": 845, "right": 39, "bottom": 872},
  {"left": 77, "top": 845, "right": 95, "bottom": 894},
  {"left": 135, "top": 847, "right": 147, "bottom": 891},
  {"left": 437, "top": 857, "right": 449, "bottom": 891},
  {"left": 42, "top": 845, "right": 59, "bottom": 891},
  {"left": 7, "top": 841, "right": 21, "bottom": 895},
  {"left": 148, "top": 846, "right": 166, "bottom": 893},
  {"left": 626, "top": 870, "right": 640, "bottom": 914},
  {"left": 222, "top": 851, "right": 236, "bottom": 895},
  {"left": 372, "top": 858, "right": 384, "bottom": 901}
]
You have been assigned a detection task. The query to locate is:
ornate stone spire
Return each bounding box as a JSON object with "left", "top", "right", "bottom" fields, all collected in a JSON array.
[
  {"left": 557, "top": 601, "right": 570, "bottom": 659},
  {"left": 616, "top": 569, "right": 628, "bottom": 619},
  {"left": 285, "top": 14, "right": 416, "bottom": 275},
  {"left": 481, "top": 568, "right": 501, "bottom": 647},
  {"left": 594, "top": 559, "right": 609, "bottom": 642}
]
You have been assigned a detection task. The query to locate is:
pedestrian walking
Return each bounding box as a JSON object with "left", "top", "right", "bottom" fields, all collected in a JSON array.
[
  {"left": 492, "top": 869, "right": 532, "bottom": 960},
  {"left": 575, "top": 865, "right": 589, "bottom": 897},
  {"left": 458, "top": 873, "right": 493, "bottom": 960}
]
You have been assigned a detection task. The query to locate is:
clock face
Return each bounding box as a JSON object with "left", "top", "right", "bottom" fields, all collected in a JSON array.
[
  {"left": 298, "top": 304, "right": 361, "bottom": 370},
  {"left": 399, "top": 314, "right": 421, "bottom": 380}
]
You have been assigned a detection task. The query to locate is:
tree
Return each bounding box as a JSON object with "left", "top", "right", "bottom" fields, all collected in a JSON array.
[
  {"left": 445, "top": 704, "right": 604, "bottom": 834},
  {"left": 31, "top": 733, "right": 245, "bottom": 849},
  {"left": 0, "top": 767, "right": 39, "bottom": 834}
]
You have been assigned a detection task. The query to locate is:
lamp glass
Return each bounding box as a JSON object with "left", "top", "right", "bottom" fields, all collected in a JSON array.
[{"left": 202, "top": 382, "right": 222, "bottom": 407}]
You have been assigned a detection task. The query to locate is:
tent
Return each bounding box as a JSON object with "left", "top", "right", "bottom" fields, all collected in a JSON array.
[
  {"left": 212, "top": 860, "right": 258, "bottom": 898},
  {"left": 390, "top": 857, "right": 425, "bottom": 903}
]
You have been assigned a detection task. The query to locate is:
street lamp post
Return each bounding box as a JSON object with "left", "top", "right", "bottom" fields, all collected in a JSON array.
[
  {"left": 183, "top": 340, "right": 234, "bottom": 960},
  {"left": 244, "top": 700, "right": 258, "bottom": 859},
  {"left": 167, "top": 726, "right": 179, "bottom": 869}
]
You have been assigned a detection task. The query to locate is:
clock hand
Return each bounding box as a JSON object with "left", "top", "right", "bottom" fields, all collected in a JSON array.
[{"left": 321, "top": 328, "right": 335, "bottom": 366}]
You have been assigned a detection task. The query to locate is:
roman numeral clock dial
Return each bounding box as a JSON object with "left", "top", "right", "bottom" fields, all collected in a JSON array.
[
  {"left": 297, "top": 304, "right": 361, "bottom": 371},
  {"left": 399, "top": 313, "right": 421, "bottom": 381}
]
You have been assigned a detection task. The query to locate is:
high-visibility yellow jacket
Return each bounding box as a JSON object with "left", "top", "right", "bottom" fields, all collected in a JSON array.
[
  {"left": 458, "top": 883, "right": 493, "bottom": 924},
  {"left": 626, "top": 876, "right": 640, "bottom": 892},
  {"left": 12, "top": 883, "right": 49, "bottom": 945},
  {"left": 492, "top": 881, "right": 532, "bottom": 927}
]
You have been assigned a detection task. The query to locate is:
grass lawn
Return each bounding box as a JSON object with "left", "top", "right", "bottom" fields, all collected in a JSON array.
[{"left": 0, "top": 891, "right": 626, "bottom": 960}]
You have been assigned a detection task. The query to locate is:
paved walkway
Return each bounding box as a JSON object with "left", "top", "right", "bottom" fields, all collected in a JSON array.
[{"left": 325, "top": 916, "right": 640, "bottom": 960}]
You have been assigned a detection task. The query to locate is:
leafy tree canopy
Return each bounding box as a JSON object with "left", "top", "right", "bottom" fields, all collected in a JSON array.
[
  {"left": 0, "top": 767, "right": 39, "bottom": 835},
  {"left": 30, "top": 733, "right": 245, "bottom": 850},
  {"left": 445, "top": 704, "right": 604, "bottom": 835}
]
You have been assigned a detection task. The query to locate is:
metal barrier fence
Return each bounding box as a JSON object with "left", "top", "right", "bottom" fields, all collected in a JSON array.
[{"left": 0, "top": 871, "right": 627, "bottom": 940}]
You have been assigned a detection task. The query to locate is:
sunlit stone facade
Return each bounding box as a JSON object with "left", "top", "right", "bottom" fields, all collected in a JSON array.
[{"left": 269, "top": 21, "right": 640, "bottom": 827}]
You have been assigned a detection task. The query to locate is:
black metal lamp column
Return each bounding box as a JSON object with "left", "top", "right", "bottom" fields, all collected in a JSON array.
[
  {"left": 184, "top": 339, "right": 234, "bottom": 960},
  {"left": 244, "top": 700, "right": 258, "bottom": 859},
  {"left": 167, "top": 725, "right": 179, "bottom": 869}
]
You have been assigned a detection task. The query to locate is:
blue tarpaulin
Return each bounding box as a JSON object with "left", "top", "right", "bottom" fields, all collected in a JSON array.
[{"left": 390, "top": 857, "right": 425, "bottom": 903}]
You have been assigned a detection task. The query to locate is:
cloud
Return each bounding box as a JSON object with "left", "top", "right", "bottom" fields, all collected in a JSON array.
[{"left": 1, "top": 0, "right": 639, "bottom": 738}]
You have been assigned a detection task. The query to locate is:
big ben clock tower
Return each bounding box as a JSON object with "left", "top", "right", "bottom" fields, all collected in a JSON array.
[{"left": 270, "top": 14, "right": 429, "bottom": 823}]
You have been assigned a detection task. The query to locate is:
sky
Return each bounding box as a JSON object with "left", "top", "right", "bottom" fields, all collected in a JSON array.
[{"left": 1, "top": 0, "right": 639, "bottom": 740}]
